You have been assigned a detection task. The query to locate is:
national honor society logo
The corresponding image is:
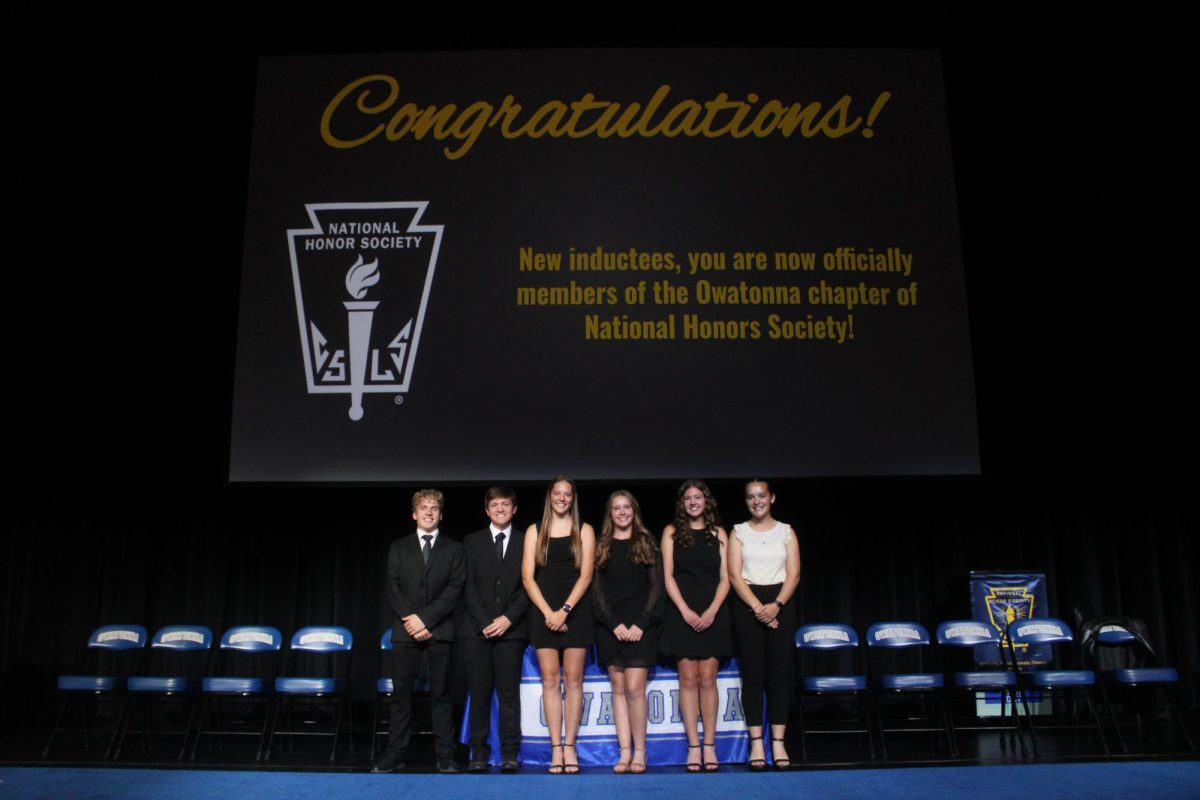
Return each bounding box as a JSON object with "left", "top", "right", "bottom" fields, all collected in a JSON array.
[{"left": 288, "top": 202, "right": 443, "bottom": 420}]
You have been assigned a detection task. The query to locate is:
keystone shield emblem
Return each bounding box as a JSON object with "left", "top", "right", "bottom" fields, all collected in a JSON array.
[{"left": 288, "top": 202, "right": 442, "bottom": 420}]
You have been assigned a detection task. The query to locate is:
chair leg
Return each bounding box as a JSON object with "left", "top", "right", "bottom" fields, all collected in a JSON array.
[
  {"left": 42, "top": 696, "right": 72, "bottom": 758},
  {"left": 1018, "top": 688, "right": 1040, "bottom": 757},
  {"left": 1162, "top": 687, "right": 1197, "bottom": 753},
  {"left": 943, "top": 689, "right": 959, "bottom": 758},
  {"left": 1096, "top": 682, "right": 1127, "bottom": 754},
  {"left": 1082, "top": 690, "right": 1110, "bottom": 755}
]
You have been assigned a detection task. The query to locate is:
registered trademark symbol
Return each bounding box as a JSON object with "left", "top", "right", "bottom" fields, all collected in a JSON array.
[{"left": 394, "top": 395, "right": 404, "bottom": 405}]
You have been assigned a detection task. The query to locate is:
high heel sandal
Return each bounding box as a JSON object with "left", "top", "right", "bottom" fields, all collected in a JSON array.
[
  {"left": 702, "top": 740, "right": 719, "bottom": 772},
  {"left": 772, "top": 737, "right": 792, "bottom": 770},
  {"left": 686, "top": 744, "right": 702, "bottom": 773},
  {"left": 629, "top": 748, "right": 646, "bottom": 774},
  {"left": 613, "top": 747, "right": 631, "bottom": 774},
  {"left": 563, "top": 742, "right": 580, "bottom": 774},
  {"left": 747, "top": 735, "right": 766, "bottom": 771},
  {"left": 548, "top": 743, "right": 565, "bottom": 774}
]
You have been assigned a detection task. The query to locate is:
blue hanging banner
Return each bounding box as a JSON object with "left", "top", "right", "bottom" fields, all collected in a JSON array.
[{"left": 968, "top": 571, "right": 1051, "bottom": 667}]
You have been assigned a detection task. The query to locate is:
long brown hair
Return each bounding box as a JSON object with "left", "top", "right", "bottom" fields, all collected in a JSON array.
[
  {"left": 596, "top": 490, "right": 657, "bottom": 568},
  {"left": 671, "top": 479, "right": 722, "bottom": 548},
  {"left": 536, "top": 475, "right": 581, "bottom": 568}
]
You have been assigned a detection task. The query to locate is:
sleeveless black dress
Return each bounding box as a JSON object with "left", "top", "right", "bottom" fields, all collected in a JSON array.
[
  {"left": 530, "top": 535, "right": 595, "bottom": 648},
  {"left": 660, "top": 531, "right": 731, "bottom": 659}
]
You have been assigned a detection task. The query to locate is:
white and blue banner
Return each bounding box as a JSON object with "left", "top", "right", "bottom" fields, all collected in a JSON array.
[{"left": 464, "top": 645, "right": 748, "bottom": 766}]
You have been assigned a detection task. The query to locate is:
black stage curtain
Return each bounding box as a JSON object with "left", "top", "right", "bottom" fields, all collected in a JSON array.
[{"left": 4, "top": 479, "right": 1195, "bottom": 729}]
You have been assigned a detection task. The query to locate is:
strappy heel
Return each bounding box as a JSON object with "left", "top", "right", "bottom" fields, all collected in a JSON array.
[
  {"left": 686, "top": 743, "right": 702, "bottom": 773},
  {"left": 747, "top": 735, "right": 766, "bottom": 771},
  {"left": 703, "top": 740, "right": 719, "bottom": 772},
  {"left": 613, "top": 747, "right": 631, "bottom": 774},
  {"left": 629, "top": 748, "right": 646, "bottom": 774},
  {"left": 772, "top": 737, "right": 792, "bottom": 770},
  {"left": 548, "top": 743, "right": 565, "bottom": 774},
  {"left": 563, "top": 742, "right": 580, "bottom": 774}
]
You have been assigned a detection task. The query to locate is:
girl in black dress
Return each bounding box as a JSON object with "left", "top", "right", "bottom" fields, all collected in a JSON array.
[
  {"left": 592, "top": 490, "right": 663, "bottom": 774},
  {"left": 522, "top": 476, "right": 595, "bottom": 774},
  {"left": 661, "top": 480, "right": 731, "bottom": 772}
]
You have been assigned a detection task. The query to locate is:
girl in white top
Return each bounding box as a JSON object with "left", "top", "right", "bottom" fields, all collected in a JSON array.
[{"left": 727, "top": 479, "right": 801, "bottom": 769}]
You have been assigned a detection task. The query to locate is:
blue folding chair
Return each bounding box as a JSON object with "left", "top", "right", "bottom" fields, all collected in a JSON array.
[
  {"left": 112, "top": 624, "right": 212, "bottom": 760},
  {"left": 1006, "top": 617, "right": 1110, "bottom": 755},
  {"left": 43, "top": 624, "right": 148, "bottom": 758},
  {"left": 189, "top": 625, "right": 282, "bottom": 761},
  {"left": 936, "top": 620, "right": 1028, "bottom": 757},
  {"left": 1092, "top": 623, "right": 1196, "bottom": 753},
  {"left": 795, "top": 623, "right": 874, "bottom": 760},
  {"left": 865, "top": 622, "right": 952, "bottom": 758},
  {"left": 266, "top": 626, "right": 355, "bottom": 762}
]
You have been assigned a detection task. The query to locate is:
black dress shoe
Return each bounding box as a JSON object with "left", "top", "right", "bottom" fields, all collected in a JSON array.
[
  {"left": 437, "top": 754, "right": 461, "bottom": 773},
  {"left": 371, "top": 750, "right": 405, "bottom": 773},
  {"left": 467, "top": 758, "right": 489, "bottom": 773},
  {"left": 500, "top": 756, "right": 520, "bottom": 773}
]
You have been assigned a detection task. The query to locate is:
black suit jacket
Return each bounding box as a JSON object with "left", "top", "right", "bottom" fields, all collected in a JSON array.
[
  {"left": 458, "top": 526, "right": 529, "bottom": 641},
  {"left": 387, "top": 531, "right": 465, "bottom": 644}
]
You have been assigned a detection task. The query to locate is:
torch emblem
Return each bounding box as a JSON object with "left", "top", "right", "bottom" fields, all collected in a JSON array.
[{"left": 287, "top": 202, "right": 442, "bottom": 421}]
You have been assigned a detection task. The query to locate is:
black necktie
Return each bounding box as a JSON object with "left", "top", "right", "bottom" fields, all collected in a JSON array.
[
  {"left": 422, "top": 535, "right": 432, "bottom": 565},
  {"left": 495, "top": 532, "right": 506, "bottom": 561}
]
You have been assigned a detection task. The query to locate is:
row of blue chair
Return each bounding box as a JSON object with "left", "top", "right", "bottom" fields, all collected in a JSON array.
[
  {"left": 44, "top": 624, "right": 354, "bottom": 762},
  {"left": 793, "top": 618, "right": 1193, "bottom": 760}
]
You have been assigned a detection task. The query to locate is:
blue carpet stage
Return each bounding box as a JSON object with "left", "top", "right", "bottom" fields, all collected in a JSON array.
[{"left": 3, "top": 762, "right": 1198, "bottom": 800}]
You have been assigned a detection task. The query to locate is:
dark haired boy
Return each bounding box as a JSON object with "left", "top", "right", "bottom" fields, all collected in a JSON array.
[{"left": 458, "top": 486, "right": 529, "bottom": 772}]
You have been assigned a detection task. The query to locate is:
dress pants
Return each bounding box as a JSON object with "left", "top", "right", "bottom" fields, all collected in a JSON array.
[
  {"left": 389, "top": 639, "right": 454, "bottom": 754},
  {"left": 461, "top": 636, "right": 525, "bottom": 758},
  {"left": 731, "top": 583, "right": 797, "bottom": 726}
]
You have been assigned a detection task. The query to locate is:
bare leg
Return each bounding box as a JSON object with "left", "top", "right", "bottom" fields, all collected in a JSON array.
[
  {"left": 677, "top": 658, "right": 702, "bottom": 772},
  {"left": 562, "top": 648, "right": 586, "bottom": 773},
  {"left": 625, "top": 668, "right": 649, "bottom": 773},
  {"left": 698, "top": 658, "right": 721, "bottom": 770},
  {"left": 608, "top": 666, "right": 631, "bottom": 773},
  {"left": 536, "top": 648, "right": 565, "bottom": 773}
]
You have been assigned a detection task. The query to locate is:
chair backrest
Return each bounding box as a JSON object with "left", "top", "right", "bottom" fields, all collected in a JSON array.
[
  {"left": 220, "top": 626, "right": 283, "bottom": 653},
  {"left": 1096, "top": 624, "right": 1138, "bottom": 646},
  {"left": 937, "top": 620, "right": 999, "bottom": 648},
  {"left": 796, "top": 623, "right": 859, "bottom": 650},
  {"left": 1008, "top": 617, "right": 1074, "bottom": 646},
  {"left": 866, "top": 622, "right": 930, "bottom": 649},
  {"left": 149, "top": 625, "right": 213, "bottom": 651},
  {"left": 88, "top": 624, "right": 149, "bottom": 651},
  {"left": 291, "top": 626, "right": 354, "bottom": 653},
  {"left": 379, "top": 629, "right": 393, "bottom": 651}
]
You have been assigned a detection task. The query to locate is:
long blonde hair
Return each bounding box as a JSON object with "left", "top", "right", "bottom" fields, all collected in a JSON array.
[{"left": 536, "top": 475, "right": 581, "bottom": 568}]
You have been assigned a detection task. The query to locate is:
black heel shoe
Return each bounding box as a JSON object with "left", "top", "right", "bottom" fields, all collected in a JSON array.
[
  {"left": 563, "top": 742, "right": 580, "bottom": 774},
  {"left": 747, "top": 736, "right": 766, "bottom": 771},
  {"left": 548, "top": 743, "right": 564, "bottom": 774},
  {"left": 772, "top": 737, "right": 792, "bottom": 770},
  {"left": 686, "top": 744, "right": 702, "bottom": 773}
]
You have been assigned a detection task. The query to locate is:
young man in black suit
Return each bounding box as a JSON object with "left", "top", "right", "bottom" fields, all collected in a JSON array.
[
  {"left": 375, "top": 489, "right": 465, "bottom": 774},
  {"left": 458, "top": 486, "right": 529, "bottom": 772}
]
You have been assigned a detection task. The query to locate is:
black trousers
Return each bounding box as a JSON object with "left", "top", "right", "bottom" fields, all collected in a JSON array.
[
  {"left": 731, "top": 583, "right": 797, "bottom": 727},
  {"left": 389, "top": 639, "right": 454, "bottom": 755},
  {"left": 460, "top": 636, "right": 526, "bottom": 758}
]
